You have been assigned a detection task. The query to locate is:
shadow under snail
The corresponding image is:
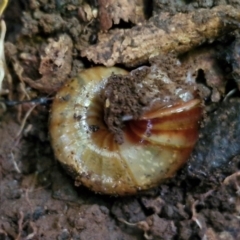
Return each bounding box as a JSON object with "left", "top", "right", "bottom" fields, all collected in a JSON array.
[{"left": 49, "top": 65, "right": 202, "bottom": 195}]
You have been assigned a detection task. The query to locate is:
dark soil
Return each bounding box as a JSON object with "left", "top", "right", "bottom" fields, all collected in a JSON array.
[
  {"left": 1, "top": 1, "right": 240, "bottom": 240},
  {"left": 102, "top": 68, "right": 151, "bottom": 144},
  {"left": 1, "top": 101, "right": 240, "bottom": 239}
]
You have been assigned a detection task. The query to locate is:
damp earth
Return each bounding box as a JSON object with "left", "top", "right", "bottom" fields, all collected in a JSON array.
[{"left": 1, "top": 1, "right": 240, "bottom": 239}]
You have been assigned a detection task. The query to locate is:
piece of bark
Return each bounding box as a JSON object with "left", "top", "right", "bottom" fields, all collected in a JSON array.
[
  {"left": 153, "top": 0, "right": 240, "bottom": 14},
  {"left": 98, "top": 0, "right": 146, "bottom": 31},
  {"left": 81, "top": 5, "right": 240, "bottom": 67},
  {"left": 181, "top": 47, "right": 226, "bottom": 102}
]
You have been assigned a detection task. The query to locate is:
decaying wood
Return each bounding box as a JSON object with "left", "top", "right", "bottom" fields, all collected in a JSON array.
[
  {"left": 81, "top": 5, "right": 240, "bottom": 67},
  {"left": 98, "top": 0, "right": 146, "bottom": 31}
]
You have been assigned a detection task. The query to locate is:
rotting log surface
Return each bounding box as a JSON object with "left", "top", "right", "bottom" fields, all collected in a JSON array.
[{"left": 81, "top": 5, "right": 240, "bottom": 67}]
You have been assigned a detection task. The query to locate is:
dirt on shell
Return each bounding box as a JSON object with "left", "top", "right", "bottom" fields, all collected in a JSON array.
[
  {"left": 102, "top": 68, "right": 151, "bottom": 144},
  {"left": 102, "top": 55, "right": 196, "bottom": 144}
]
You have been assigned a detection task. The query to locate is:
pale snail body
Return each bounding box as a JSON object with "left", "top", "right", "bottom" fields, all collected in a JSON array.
[{"left": 49, "top": 66, "right": 202, "bottom": 195}]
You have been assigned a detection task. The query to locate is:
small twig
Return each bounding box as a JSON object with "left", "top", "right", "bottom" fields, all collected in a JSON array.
[
  {"left": 118, "top": 217, "right": 152, "bottom": 239},
  {"left": 10, "top": 151, "right": 21, "bottom": 173},
  {"left": 15, "top": 211, "right": 24, "bottom": 240},
  {"left": 15, "top": 104, "right": 37, "bottom": 139},
  {"left": 223, "top": 89, "right": 237, "bottom": 102},
  {"left": 223, "top": 171, "right": 240, "bottom": 185},
  {"left": 118, "top": 218, "right": 137, "bottom": 226},
  {"left": 19, "top": 82, "right": 30, "bottom": 100},
  {"left": 25, "top": 189, "right": 33, "bottom": 212},
  {"left": 191, "top": 200, "right": 203, "bottom": 229},
  {"left": 0, "top": 228, "right": 7, "bottom": 236},
  {"left": 0, "top": 19, "right": 6, "bottom": 92},
  {"left": 26, "top": 221, "right": 37, "bottom": 240},
  {"left": 199, "top": 189, "right": 215, "bottom": 202}
]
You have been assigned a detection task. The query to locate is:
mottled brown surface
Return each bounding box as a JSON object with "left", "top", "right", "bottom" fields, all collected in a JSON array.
[
  {"left": 180, "top": 47, "right": 227, "bottom": 102},
  {"left": 21, "top": 34, "right": 73, "bottom": 94},
  {"left": 81, "top": 5, "right": 240, "bottom": 67},
  {"left": 98, "top": 0, "right": 146, "bottom": 31},
  {"left": 153, "top": 0, "right": 240, "bottom": 14}
]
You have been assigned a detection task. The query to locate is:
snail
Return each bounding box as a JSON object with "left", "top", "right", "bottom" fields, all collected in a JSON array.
[{"left": 49, "top": 64, "right": 202, "bottom": 195}]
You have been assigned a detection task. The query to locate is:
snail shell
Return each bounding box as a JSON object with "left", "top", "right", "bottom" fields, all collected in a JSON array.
[{"left": 49, "top": 66, "right": 202, "bottom": 195}]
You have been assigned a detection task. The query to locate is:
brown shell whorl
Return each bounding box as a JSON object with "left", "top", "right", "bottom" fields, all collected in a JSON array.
[{"left": 49, "top": 66, "right": 202, "bottom": 195}]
